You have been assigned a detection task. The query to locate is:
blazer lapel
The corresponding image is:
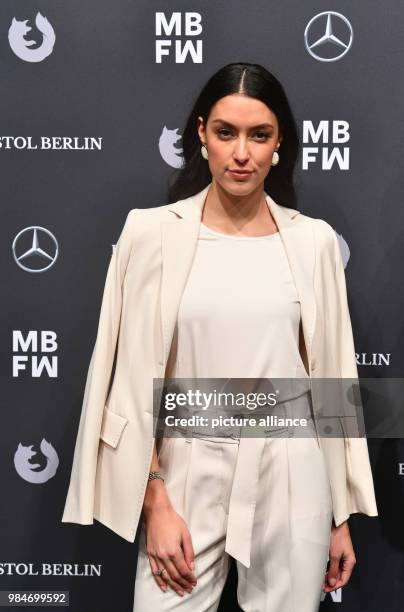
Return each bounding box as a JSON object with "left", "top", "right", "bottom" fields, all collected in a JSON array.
[
  {"left": 160, "top": 215, "right": 201, "bottom": 366},
  {"left": 268, "top": 196, "right": 317, "bottom": 367},
  {"left": 160, "top": 182, "right": 316, "bottom": 369}
]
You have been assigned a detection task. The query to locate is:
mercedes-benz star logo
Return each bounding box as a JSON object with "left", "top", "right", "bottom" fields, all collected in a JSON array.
[
  {"left": 304, "top": 11, "right": 353, "bottom": 62},
  {"left": 12, "top": 226, "right": 59, "bottom": 272}
]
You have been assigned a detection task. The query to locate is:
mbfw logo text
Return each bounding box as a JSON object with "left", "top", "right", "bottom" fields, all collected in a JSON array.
[
  {"left": 155, "top": 12, "right": 203, "bottom": 63},
  {"left": 302, "top": 120, "right": 350, "bottom": 170},
  {"left": 13, "top": 331, "right": 58, "bottom": 377}
]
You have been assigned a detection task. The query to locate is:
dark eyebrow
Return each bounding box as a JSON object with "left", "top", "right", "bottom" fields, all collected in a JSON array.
[{"left": 211, "top": 119, "right": 274, "bottom": 129}]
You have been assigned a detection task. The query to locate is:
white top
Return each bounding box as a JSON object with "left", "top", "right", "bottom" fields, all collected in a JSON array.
[{"left": 165, "top": 222, "right": 309, "bottom": 379}]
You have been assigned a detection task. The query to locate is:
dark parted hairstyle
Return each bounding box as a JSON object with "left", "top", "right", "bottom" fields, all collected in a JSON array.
[{"left": 167, "top": 62, "right": 300, "bottom": 209}]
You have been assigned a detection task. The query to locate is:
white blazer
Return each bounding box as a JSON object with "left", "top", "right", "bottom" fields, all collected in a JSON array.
[{"left": 61, "top": 182, "right": 378, "bottom": 548}]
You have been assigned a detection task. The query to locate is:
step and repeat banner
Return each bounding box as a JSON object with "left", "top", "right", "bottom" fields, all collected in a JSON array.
[{"left": 2, "top": 1, "right": 403, "bottom": 611}]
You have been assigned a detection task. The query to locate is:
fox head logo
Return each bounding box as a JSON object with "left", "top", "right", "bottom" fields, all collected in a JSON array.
[
  {"left": 336, "top": 232, "right": 350, "bottom": 269},
  {"left": 14, "top": 438, "right": 59, "bottom": 483},
  {"left": 159, "top": 126, "right": 184, "bottom": 169},
  {"left": 8, "top": 12, "right": 56, "bottom": 62}
]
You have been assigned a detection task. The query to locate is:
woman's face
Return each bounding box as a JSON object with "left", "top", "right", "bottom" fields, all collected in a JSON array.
[{"left": 197, "top": 94, "right": 282, "bottom": 196}]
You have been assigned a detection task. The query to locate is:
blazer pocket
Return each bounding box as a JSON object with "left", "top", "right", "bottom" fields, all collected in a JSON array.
[{"left": 100, "top": 407, "right": 128, "bottom": 448}]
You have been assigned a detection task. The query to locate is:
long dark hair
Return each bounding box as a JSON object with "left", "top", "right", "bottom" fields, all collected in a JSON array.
[{"left": 167, "top": 62, "right": 300, "bottom": 208}]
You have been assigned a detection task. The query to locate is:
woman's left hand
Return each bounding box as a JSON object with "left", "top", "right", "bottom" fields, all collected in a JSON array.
[{"left": 323, "top": 520, "right": 356, "bottom": 592}]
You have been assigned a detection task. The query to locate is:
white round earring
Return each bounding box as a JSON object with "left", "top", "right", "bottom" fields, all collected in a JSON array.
[
  {"left": 201, "top": 144, "right": 209, "bottom": 160},
  {"left": 271, "top": 150, "right": 280, "bottom": 166}
]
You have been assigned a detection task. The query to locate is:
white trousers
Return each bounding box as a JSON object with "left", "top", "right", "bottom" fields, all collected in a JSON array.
[{"left": 133, "top": 420, "right": 333, "bottom": 612}]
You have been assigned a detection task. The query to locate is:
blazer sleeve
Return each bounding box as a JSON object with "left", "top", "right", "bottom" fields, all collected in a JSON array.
[
  {"left": 61, "top": 209, "right": 137, "bottom": 525},
  {"left": 330, "top": 227, "right": 378, "bottom": 521}
]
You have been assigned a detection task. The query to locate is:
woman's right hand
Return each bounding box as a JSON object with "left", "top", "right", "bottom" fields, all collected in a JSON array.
[{"left": 143, "top": 503, "right": 198, "bottom": 596}]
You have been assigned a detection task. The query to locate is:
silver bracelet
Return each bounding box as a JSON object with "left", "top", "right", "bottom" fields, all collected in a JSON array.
[{"left": 148, "top": 470, "right": 165, "bottom": 482}]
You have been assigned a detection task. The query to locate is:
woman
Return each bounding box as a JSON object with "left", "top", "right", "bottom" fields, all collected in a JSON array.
[{"left": 61, "top": 63, "right": 378, "bottom": 611}]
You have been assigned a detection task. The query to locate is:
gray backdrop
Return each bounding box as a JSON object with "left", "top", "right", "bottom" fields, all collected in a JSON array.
[{"left": 1, "top": 1, "right": 403, "bottom": 610}]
